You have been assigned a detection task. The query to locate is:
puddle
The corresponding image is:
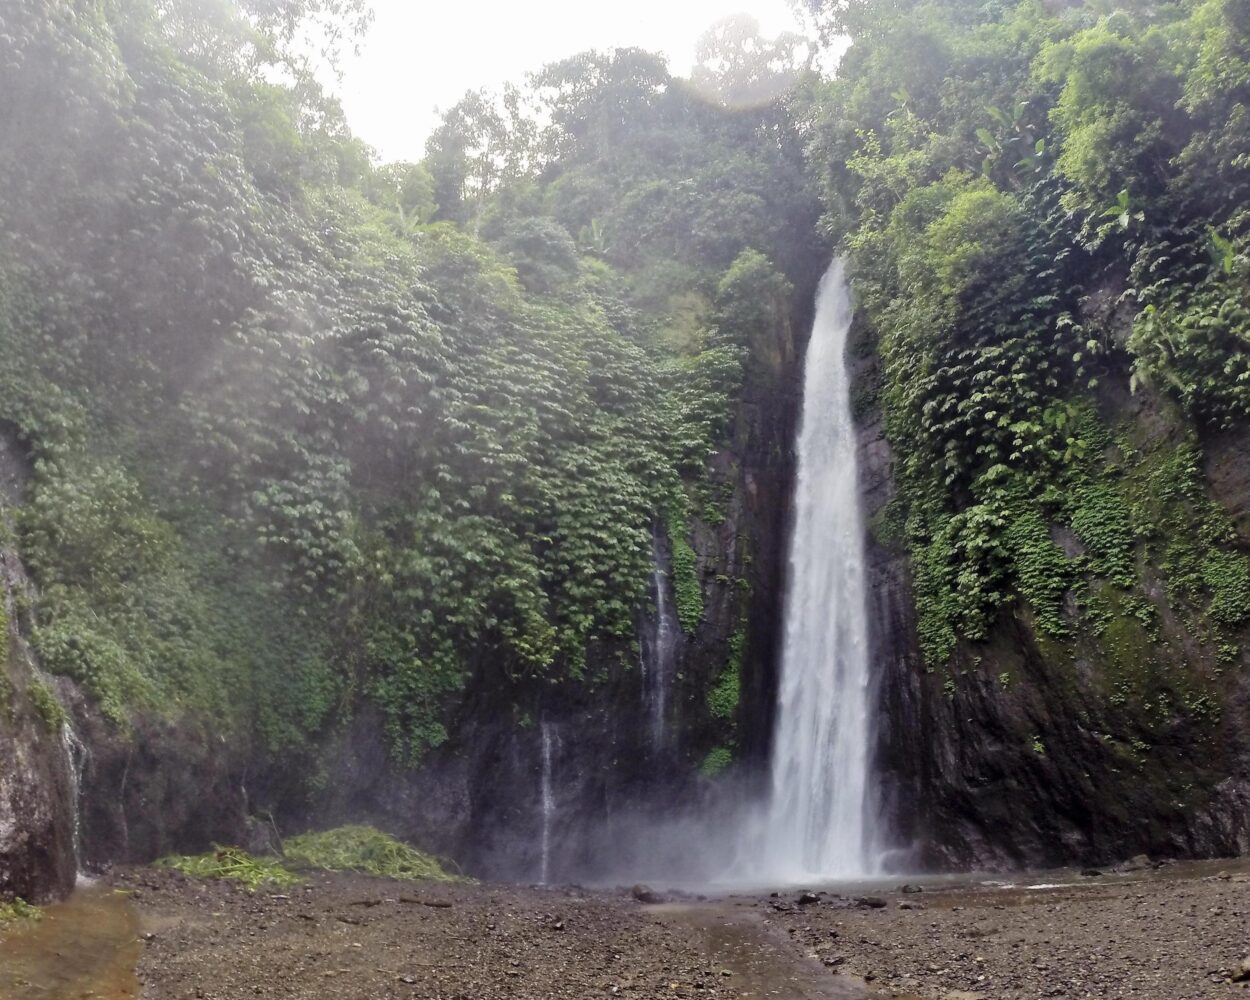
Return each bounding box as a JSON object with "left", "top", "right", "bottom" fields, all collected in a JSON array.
[{"left": 0, "top": 884, "right": 140, "bottom": 999}]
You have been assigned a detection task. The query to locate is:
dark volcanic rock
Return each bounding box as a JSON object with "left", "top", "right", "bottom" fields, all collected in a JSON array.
[
  {"left": 0, "top": 640, "right": 76, "bottom": 902},
  {"left": 852, "top": 312, "right": 1250, "bottom": 872},
  {"left": 0, "top": 438, "right": 75, "bottom": 902},
  {"left": 73, "top": 698, "right": 252, "bottom": 870},
  {"left": 631, "top": 884, "right": 667, "bottom": 904}
]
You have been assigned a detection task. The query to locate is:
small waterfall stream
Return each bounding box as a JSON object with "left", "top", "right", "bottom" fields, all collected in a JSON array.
[
  {"left": 758, "top": 258, "right": 878, "bottom": 880},
  {"left": 1, "top": 546, "right": 86, "bottom": 880},
  {"left": 641, "top": 527, "right": 681, "bottom": 750},
  {"left": 538, "top": 721, "right": 556, "bottom": 885},
  {"left": 60, "top": 721, "right": 87, "bottom": 873}
]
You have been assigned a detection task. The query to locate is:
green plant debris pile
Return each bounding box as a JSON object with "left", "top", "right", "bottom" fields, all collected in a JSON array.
[
  {"left": 157, "top": 826, "right": 462, "bottom": 891},
  {"left": 283, "top": 826, "right": 463, "bottom": 882},
  {"left": 0, "top": 898, "right": 42, "bottom": 925},
  {"left": 156, "top": 848, "right": 301, "bottom": 892}
]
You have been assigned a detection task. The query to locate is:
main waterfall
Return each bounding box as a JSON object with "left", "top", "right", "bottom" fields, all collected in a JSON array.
[{"left": 758, "top": 258, "right": 878, "bottom": 881}]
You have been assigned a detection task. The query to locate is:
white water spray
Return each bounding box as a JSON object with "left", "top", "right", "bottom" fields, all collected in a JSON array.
[
  {"left": 759, "top": 258, "right": 877, "bottom": 881},
  {"left": 539, "top": 721, "right": 555, "bottom": 885}
]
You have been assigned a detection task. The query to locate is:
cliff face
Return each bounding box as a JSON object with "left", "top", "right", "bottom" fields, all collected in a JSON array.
[
  {"left": 858, "top": 335, "right": 1250, "bottom": 871},
  {"left": 0, "top": 607, "right": 76, "bottom": 902},
  {"left": 0, "top": 259, "right": 814, "bottom": 897},
  {"left": 280, "top": 270, "right": 818, "bottom": 884},
  {"left": 0, "top": 438, "right": 76, "bottom": 902},
  {"left": 21, "top": 253, "right": 1250, "bottom": 891}
]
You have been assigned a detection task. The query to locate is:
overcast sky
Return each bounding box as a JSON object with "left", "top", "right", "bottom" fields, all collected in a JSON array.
[{"left": 330, "top": 0, "right": 808, "bottom": 163}]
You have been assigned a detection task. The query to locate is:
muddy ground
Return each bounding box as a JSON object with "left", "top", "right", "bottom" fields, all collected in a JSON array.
[{"left": 13, "top": 861, "right": 1246, "bottom": 1000}]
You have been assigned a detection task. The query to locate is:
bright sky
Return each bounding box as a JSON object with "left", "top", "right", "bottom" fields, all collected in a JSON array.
[{"left": 332, "top": 0, "right": 809, "bottom": 163}]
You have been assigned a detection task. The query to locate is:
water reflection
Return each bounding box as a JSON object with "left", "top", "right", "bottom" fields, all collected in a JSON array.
[{"left": 0, "top": 884, "right": 139, "bottom": 999}]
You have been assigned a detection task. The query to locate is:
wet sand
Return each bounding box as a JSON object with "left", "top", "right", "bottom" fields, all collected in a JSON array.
[{"left": 0, "top": 882, "right": 140, "bottom": 999}]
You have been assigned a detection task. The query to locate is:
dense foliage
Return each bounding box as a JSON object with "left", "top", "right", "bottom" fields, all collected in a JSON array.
[
  {"left": 14, "top": 0, "right": 1244, "bottom": 813},
  {"left": 0, "top": 1, "right": 818, "bottom": 771},
  {"left": 806, "top": 0, "right": 1250, "bottom": 707}
]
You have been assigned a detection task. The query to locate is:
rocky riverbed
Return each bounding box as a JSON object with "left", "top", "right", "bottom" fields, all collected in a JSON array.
[
  {"left": 5, "top": 861, "right": 1249, "bottom": 999},
  {"left": 107, "top": 867, "right": 839, "bottom": 1000},
  {"left": 743, "top": 859, "right": 1250, "bottom": 999}
]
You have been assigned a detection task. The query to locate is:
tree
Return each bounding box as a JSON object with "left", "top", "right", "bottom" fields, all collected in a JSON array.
[
  {"left": 531, "top": 48, "right": 671, "bottom": 163},
  {"left": 691, "top": 14, "right": 812, "bottom": 109},
  {"left": 424, "top": 86, "right": 536, "bottom": 229},
  {"left": 365, "top": 162, "right": 437, "bottom": 232}
]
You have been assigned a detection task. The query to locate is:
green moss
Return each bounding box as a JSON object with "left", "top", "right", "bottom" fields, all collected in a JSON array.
[
  {"left": 910, "top": 515, "right": 963, "bottom": 667},
  {"left": 699, "top": 746, "right": 733, "bottom": 777},
  {"left": 1099, "top": 594, "right": 1160, "bottom": 707},
  {"left": 27, "top": 679, "right": 66, "bottom": 732},
  {"left": 706, "top": 629, "right": 743, "bottom": 722},
  {"left": 1088, "top": 584, "right": 1222, "bottom": 732},
  {"left": 1123, "top": 440, "right": 1250, "bottom": 633},
  {"left": 1068, "top": 480, "right": 1135, "bottom": 587},
  {"left": 690, "top": 477, "right": 733, "bottom": 529},
  {"left": 869, "top": 497, "right": 907, "bottom": 550},
  {"left": 1005, "top": 505, "right": 1072, "bottom": 638},
  {"left": 0, "top": 603, "right": 10, "bottom": 724},
  {"left": 1201, "top": 549, "right": 1250, "bottom": 628},
  {"left": 282, "top": 825, "right": 464, "bottom": 882},
  {"left": 0, "top": 671, "right": 12, "bottom": 724},
  {"left": 664, "top": 498, "right": 703, "bottom": 633},
  {"left": 850, "top": 365, "right": 881, "bottom": 421}
]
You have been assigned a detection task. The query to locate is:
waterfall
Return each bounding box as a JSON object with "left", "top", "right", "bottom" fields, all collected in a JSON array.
[
  {"left": 0, "top": 537, "right": 87, "bottom": 879},
  {"left": 759, "top": 258, "right": 878, "bottom": 880},
  {"left": 60, "top": 720, "right": 87, "bottom": 874},
  {"left": 641, "top": 528, "right": 680, "bottom": 749},
  {"left": 539, "top": 721, "right": 556, "bottom": 885}
]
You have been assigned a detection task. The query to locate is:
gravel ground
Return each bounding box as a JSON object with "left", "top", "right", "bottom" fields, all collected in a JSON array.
[
  {"left": 111, "top": 868, "right": 820, "bottom": 1000},
  {"left": 748, "top": 863, "right": 1250, "bottom": 999},
  {"left": 98, "top": 861, "right": 1250, "bottom": 1000}
]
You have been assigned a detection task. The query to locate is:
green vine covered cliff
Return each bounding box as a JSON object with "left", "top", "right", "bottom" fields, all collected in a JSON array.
[
  {"left": 3, "top": 0, "right": 1250, "bottom": 891},
  {"left": 0, "top": 0, "right": 818, "bottom": 858},
  {"left": 806, "top": 0, "right": 1250, "bottom": 863}
]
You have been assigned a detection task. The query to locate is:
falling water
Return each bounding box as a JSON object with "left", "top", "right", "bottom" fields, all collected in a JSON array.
[
  {"left": 60, "top": 721, "right": 87, "bottom": 874},
  {"left": 759, "top": 258, "right": 877, "bottom": 880},
  {"left": 641, "top": 528, "right": 681, "bottom": 749},
  {"left": 539, "top": 721, "right": 556, "bottom": 885},
  {"left": 0, "top": 538, "right": 88, "bottom": 877}
]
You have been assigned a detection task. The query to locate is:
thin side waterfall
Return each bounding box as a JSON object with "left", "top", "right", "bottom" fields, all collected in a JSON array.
[
  {"left": 641, "top": 528, "right": 680, "bottom": 749},
  {"left": 61, "top": 720, "right": 87, "bottom": 874},
  {"left": 1, "top": 526, "right": 87, "bottom": 878},
  {"left": 539, "top": 721, "right": 555, "bottom": 885},
  {"left": 759, "top": 258, "right": 878, "bottom": 880}
]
